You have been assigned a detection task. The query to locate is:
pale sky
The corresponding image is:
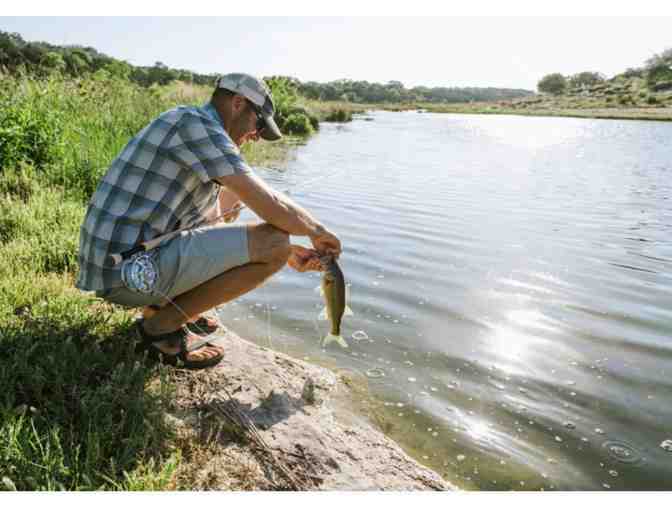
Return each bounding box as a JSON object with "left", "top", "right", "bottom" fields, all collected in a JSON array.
[{"left": 1, "top": 16, "right": 671, "bottom": 90}]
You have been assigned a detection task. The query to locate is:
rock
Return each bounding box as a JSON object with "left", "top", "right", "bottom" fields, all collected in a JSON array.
[{"left": 166, "top": 329, "right": 454, "bottom": 490}]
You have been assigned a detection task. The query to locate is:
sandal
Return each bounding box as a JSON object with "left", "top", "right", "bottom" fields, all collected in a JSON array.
[
  {"left": 144, "top": 305, "right": 221, "bottom": 336},
  {"left": 135, "top": 319, "right": 224, "bottom": 370},
  {"left": 186, "top": 315, "right": 221, "bottom": 336}
]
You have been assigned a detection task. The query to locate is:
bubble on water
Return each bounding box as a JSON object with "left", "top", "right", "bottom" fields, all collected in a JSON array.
[
  {"left": 495, "top": 384, "right": 506, "bottom": 390},
  {"left": 660, "top": 439, "right": 672, "bottom": 452},
  {"left": 500, "top": 460, "right": 506, "bottom": 465},
  {"left": 602, "top": 483, "right": 611, "bottom": 489},
  {"left": 564, "top": 421, "right": 576, "bottom": 430},
  {"left": 398, "top": 413, "right": 404, "bottom": 417},
  {"left": 422, "top": 455, "right": 429, "bottom": 460},
  {"left": 595, "top": 428, "right": 605, "bottom": 435},
  {"left": 581, "top": 437, "right": 589, "bottom": 443},
  {"left": 566, "top": 381, "right": 576, "bottom": 386},
  {"left": 430, "top": 387, "right": 438, "bottom": 392},
  {"left": 403, "top": 360, "right": 414, "bottom": 367},
  {"left": 351, "top": 330, "right": 369, "bottom": 341},
  {"left": 457, "top": 454, "right": 466, "bottom": 462},
  {"left": 518, "top": 387, "right": 528, "bottom": 394},
  {"left": 432, "top": 432, "right": 439, "bottom": 437},
  {"left": 555, "top": 436, "right": 563, "bottom": 443},
  {"left": 547, "top": 458, "right": 557, "bottom": 464},
  {"left": 603, "top": 440, "right": 643, "bottom": 464},
  {"left": 365, "top": 368, "right": 386, "bottom": 379},
  {"left": 396, "top": 403, "right": 404, "bottom": 408},
  {"left": 408, "top": 377, "right": 417, "bottom": 383},
  {"left": 570, "top": 392, "right": 577, "bottom": 397},
  {"left": 609, "top": 470, "right": 618, "bottom": 477}
]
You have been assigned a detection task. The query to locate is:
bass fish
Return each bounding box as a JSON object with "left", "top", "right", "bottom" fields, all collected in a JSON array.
[{"left": 318, "top": 256, "right": 354, "bottom": 348}]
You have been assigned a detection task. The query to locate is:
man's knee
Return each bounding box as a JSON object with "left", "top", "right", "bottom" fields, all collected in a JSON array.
[{"left": 247, "top": 223, "right": 290, "bottom": 265}]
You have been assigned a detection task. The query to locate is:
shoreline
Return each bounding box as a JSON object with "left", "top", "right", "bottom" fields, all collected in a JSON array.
[
  {"left": 417, "top": 105, "right": 672, "bottom": 122},
  {"left": 164, "top": 325, "right": 455, "bottom": 490}
]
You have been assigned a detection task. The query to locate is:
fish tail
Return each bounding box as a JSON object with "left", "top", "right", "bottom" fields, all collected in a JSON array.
[{"left": 322, "top": 333, "right": 349, "bottom": 349}]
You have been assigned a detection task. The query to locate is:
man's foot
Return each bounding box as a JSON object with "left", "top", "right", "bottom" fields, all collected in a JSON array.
[
  {"left": 142, "top": 306, "right": 221, "bottom": 336},
  {"left": 186, "top": 315, "right": 221, "bottom": 336},
  {"left": 135, "top": 319, "right": 224, "bottom": 369}
]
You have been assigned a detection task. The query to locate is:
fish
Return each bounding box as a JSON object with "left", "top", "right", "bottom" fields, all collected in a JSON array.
[{"left": 318, "top": 256, "right": 353, "bottom": 348}]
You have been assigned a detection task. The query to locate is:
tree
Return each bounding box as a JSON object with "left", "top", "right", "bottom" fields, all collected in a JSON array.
[
  {"left": 568, "top": 71, "right": 605, "bottom": 89},
  {"left": 537, "top": 73, "right": 567, "bottom": 95}
]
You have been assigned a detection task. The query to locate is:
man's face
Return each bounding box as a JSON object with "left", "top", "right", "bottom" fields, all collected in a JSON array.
[{"left": 230, "top": 96, "right": 264, "bottom": 146}]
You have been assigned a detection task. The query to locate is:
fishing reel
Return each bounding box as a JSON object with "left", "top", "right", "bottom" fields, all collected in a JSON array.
[{"left": 120, "top": 251, "right": 160, "bottom": 295}]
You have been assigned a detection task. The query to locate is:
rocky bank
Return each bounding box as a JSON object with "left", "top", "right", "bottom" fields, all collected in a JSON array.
[{"left": 162, "top": 326, "right": 455, "bottom": 491}]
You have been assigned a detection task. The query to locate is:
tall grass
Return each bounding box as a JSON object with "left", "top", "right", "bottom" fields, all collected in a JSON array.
[{"left": 0, "top": 73, "right": 299, "bottom": 490}]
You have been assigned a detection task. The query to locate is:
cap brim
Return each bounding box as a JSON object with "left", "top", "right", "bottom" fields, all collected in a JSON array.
[{"left": 261, "top": 114, "right": 282, "bottom": 141}]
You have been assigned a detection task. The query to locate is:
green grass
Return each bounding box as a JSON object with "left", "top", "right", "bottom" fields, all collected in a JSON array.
[{"left": 0, "top": 73, "right": 302, "bottom": 490}]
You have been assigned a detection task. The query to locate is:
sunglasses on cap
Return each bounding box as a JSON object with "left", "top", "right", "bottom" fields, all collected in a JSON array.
[{"left": 246, "top": 99, "right": 266, "bottom": 133}]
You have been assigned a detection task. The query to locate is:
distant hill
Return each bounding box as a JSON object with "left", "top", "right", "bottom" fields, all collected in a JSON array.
[{"left": 0, "top": 30, "right": 533, "bottom": 104}]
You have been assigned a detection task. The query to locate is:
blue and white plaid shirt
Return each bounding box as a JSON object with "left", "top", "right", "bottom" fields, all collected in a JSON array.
[{"left": 76, "top": 102, "right": 252, "bottom": 292}]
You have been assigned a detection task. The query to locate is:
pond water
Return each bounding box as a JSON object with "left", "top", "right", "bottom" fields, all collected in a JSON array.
[{"left": 217, "top": 111, "right": 672, "bottom": 490}]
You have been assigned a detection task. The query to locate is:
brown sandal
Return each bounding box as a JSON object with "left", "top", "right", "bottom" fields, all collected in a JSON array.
[
  {"left": 144, "top": 305, "right": 221, "bottom": 336},
  {"left": 135, "top": 319, "right": 223, "bottom": 370},
  {"left": 186, "top": 315, "right": 221, "bottom": 336}
]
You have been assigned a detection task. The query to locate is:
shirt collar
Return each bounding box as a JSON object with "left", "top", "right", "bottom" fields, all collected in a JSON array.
[{"left": 203, "top": 102, "right": 225, "bottom": 128}]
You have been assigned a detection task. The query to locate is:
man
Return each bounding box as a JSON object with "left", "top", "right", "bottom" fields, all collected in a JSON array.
[{"left": 76, "top": 73, "right": 341, "bottom": 369}]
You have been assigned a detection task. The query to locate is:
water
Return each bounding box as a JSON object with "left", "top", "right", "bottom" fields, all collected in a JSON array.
[{"left": 217, "top": 111, "right": 672, "bottom": 490}]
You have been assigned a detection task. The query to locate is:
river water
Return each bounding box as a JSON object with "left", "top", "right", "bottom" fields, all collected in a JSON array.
[{"left": 217, "top": 111, "right": 672, "bottom": 490}]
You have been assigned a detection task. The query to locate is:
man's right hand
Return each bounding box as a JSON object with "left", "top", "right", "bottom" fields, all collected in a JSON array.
[{"left": 309, "top": 226, "right": 341, "bottom": 259}]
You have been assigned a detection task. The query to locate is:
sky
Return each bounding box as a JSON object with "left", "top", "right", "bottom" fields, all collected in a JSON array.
[{"left": 1, "top": 15, "right": 671, "bottom": 90}]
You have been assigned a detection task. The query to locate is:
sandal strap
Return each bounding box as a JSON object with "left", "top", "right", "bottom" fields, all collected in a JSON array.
[
  {"left": 136, "top": 319, "right": 217, "bottom": 353},
  {"left": 184, "top": 335, "right": 217, "bottom": 353}
]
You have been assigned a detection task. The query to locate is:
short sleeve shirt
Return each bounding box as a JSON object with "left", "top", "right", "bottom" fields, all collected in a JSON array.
[{"left": 75, "top": 102, "right": 252, "bottom": 292}]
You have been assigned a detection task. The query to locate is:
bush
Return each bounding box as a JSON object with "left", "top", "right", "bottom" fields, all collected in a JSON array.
[
  {"left": 282, "top": 113, "right": 314, "bottom": 136},
  {"left": 325, "top": 109, "right": 353, "bottom": 122},
  {"left": 0, "top": 95, "right": 65, "bottom": 171},
  {"left": 646, "top": 95, "right": 659, "bottom": 105}
]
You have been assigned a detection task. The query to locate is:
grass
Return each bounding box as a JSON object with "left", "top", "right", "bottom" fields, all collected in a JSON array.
[{"left": 0, "top": 73, "right": 301, "bottom": 491}]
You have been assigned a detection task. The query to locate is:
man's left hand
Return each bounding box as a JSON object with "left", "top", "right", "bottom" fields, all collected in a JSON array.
[{"left": 288, "top": 245, "right": 325, "bottom": 272}]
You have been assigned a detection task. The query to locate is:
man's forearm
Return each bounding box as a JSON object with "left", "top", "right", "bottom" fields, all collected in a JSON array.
[
  {"left": 255, "top": 188, "right": 326, "bottom": 237},
  {"left": 216, "top": 173, "right": 325, "bottom": 237}
]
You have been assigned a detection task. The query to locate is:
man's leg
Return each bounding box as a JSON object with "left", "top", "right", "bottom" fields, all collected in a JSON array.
[{"left": 142, "top": 223, "right": 290, "bottom": 359}]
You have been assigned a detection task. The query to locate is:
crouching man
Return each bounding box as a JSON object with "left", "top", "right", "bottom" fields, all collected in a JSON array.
[{"left": 76, "top": 73, "right": 340, "bottom": 369}]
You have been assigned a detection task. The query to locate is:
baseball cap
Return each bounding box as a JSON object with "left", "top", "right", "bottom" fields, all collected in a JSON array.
[{"left": 215, "top": 73, "right": 282, "bottom": 141}]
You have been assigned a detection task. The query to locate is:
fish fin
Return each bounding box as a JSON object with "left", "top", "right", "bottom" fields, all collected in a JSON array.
[
  {"left": 314, "top": 285, "right": 324, "bottom": 296},
  {"left": 322, "top": 333, "right": 349, "bottom": 349},
  {"left": 318, "top": 307, "right": 328, "bottom": 320},
  {"left": 344, "top": 305, "right": 354, "bottom": 316}
]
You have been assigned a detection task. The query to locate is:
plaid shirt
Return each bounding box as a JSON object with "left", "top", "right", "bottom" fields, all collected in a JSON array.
[{"left": 76, "top": 102, "right": 252, "bottom": 292}]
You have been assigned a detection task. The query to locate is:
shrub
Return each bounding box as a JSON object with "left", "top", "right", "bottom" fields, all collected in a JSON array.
[
  {"left": 646, "top": 95, "right": 659, "bottom": 105},
  {"left": 325, "top": 109, "right": 353, "bottom": 122},
  {"left": 0, "top": 95, "right": 65, "bottom": 170},
  {"left": 282, "top": 113, "right": 314, "bottom": 136}
]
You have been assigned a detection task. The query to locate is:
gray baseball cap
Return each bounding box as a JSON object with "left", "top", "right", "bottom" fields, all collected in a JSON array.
[{"left": 215, "top": 73, "right": 282, "bottom": 141}]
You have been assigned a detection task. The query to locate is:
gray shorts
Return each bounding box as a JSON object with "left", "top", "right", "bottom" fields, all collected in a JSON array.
[{"left": 96, "top": 223, "right": 250, "bottom": 308}]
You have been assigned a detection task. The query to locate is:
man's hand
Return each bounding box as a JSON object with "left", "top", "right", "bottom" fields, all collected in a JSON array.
[
  {"left": 222, "top": 201, "right": 243, "bottom": 223},
  {"left": 309, "top": 226, "right": 341, "bottom": 259},
  {"left": 218, "top": 187, "right": 242, "bottom": 223},
  {"left": 288, "top": 245, "right": 326, "bottom": 272}
]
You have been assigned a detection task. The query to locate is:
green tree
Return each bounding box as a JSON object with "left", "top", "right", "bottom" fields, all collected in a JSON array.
[
  {"left": 568, "top": 71, "right": 605, "bottom": 89},
  {"left": 537, "top": 73, "right": 567, "bottom": 95},
  {"left": 41, "top": 51, "right": 66, "bottom": 73}
]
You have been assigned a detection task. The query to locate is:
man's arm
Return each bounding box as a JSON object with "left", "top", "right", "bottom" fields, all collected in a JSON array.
[{"left": 215, "top": 172, "right": 323, "bottom": 238}]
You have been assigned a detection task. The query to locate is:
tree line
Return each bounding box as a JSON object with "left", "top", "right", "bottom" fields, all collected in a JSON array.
[
  {"left": 537, "top": 48, "right": 672, "bottom": 95},
  {"left": 0, "top": 30, "right": 533, "bottom": 104}
]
